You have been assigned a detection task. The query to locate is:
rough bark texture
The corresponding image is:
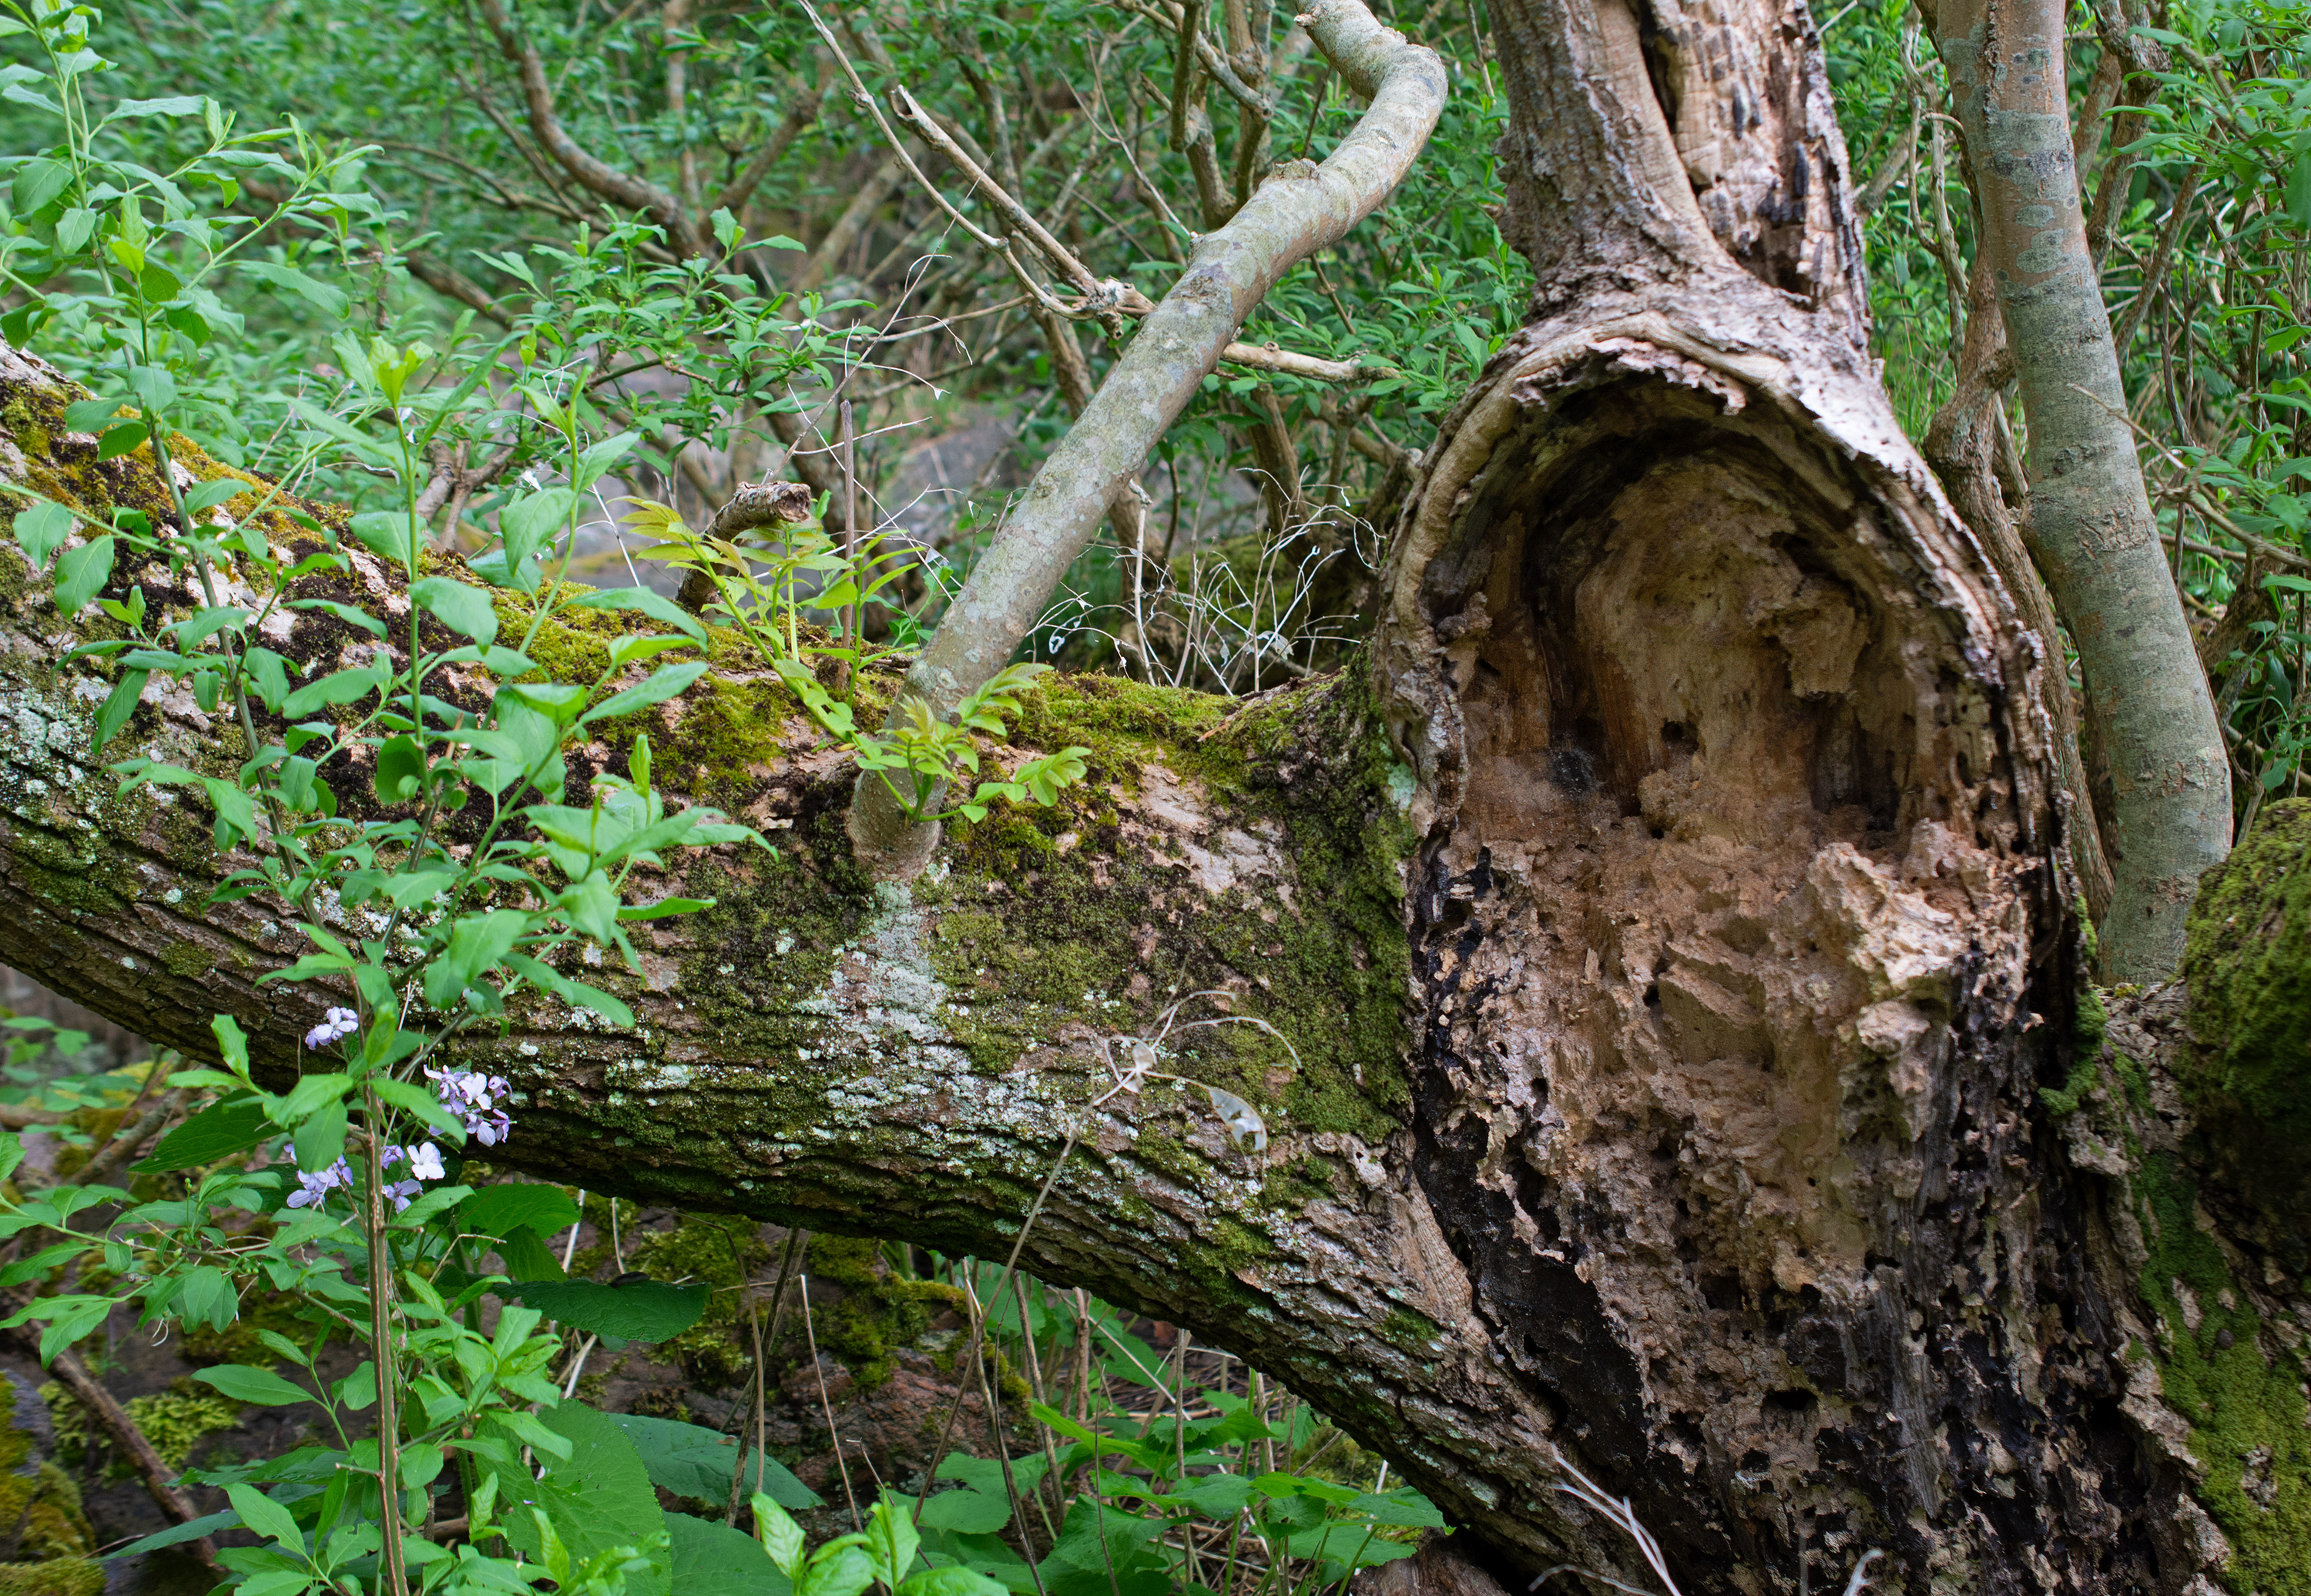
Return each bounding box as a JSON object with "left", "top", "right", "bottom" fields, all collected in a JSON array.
[
  {"left": 0, "top": 0, "right": 2296, "bottom": 1590},
  {"left": 1930, "top": 0, "right": 2230, "bottom": 984}
]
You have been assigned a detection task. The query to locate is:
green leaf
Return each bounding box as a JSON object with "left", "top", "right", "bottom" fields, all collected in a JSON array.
[
  {"left": 2290, "top": 147, "right": 2311, "bottom": 229},
  {"left": 498, "top": 488, "right": 575, "bottom": 568},
  {"left": 348, "top": 510, "right": 414, "bottom": 566},
  {"left": 605, "top": 1413, "right": 820, "bottom": 1509},
  {"left": 566, "top": 585, "right": 707, "bottom": 642},
  {"left": 582, "top": 660, "right": 709, "bottom": 725},
  {"left": 753, "top": 1495, "right": 806, "bottom": 1581},
  {"left": 193, "top": 1363, "right": 314, "bottom": 1407},
  {"left": 132, "top": 1098, "right": 268, "bottom": 1172},
  {"left": 292, "top": 1100, "right": 348, "bottom": 1173},
  {"left": 481, "top": 1402, "right": 670, "bottom": 1596},
  {"left": 280, "top": 665, "right": 387, "bottom": 719},
  {"left": 226, "top": 1482, "right": 306, "bottom": 1555},
  {"left": 797, "top": 1544, "right": 874, "bottom": 1596},
  {"left": 181, "top": 478, "right": 244, "bottom": 514},
  {"left": 422, "top": 908, "right": 528, "bottom": 1011},
  {"left": 670, "top": 1512, "right": 790, "bottom": 1596},
  {"left": 99, "top": 1507, "right": 240, "bottom": 1561},
  {"left": 897, "top": 1569, "right": 1011, "bottom": 1596},
  {"left": 213, "top": 1013, "right": 251, "bottom": 1074},
  {"left": 288, "top": 598, "right": 387, "bottom": 637},
  {"left": 410, "top": 575, "right": 500, "bottom": 644},
  {"left": 0, "top": 1135, "right": 20, "bottom": 1185},
  {"left": 240, "top": 260, "right": 350, "bottom": 318},
  {"left": 374, "top": 734, "right": 425, "bottom": 806},
  {"left": 573, "top": 431, "right": 642, "bottom": 491},
  {"left": 501, "top": 1279, "right": 708, "bottom": 1343},
  {"left": 52, "top": 535, "right": 114, "bottom": 614},
  {"left": 369, "top": 1076, "right": 469, "bottom": 1141},
  {"left": 460, "top": 1182, "right": 581, "bottom": 1242},
  {"left": 106, "top": 94, "right": 208, "bottom": 122},
  {"left": 92, "top": 669, "right": 146, "bottom": 753},
  {"left": 96, "top": 421, "right": 149, "bottom": 460},
  {"left": 11, "top": 157, "right": 69, "bottom": 216},
  {"left": 495, "top": 1228, "right": 565, "bottom": 1281},
  {"left": 12, "top": 501, "right": 72, "bottom": 569},
  {"left": 864, "top": 1493, "right": 921, "bottom": 1592}
]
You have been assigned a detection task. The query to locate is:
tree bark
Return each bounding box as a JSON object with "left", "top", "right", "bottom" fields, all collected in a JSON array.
[
  {"left": 1929, "top": 0, "right": 2231, "bottom": 984},
  {"left": 0, "top": 0, "right": 2292, "bottom": 1588}
]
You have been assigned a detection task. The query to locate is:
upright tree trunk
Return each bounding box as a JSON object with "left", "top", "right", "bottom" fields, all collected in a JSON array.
[
  {"left": 0, "top": 0, "right": 2291, "bottom": 1590},
  {"left": 1930, "top": 0, "right": 2231, "bottom": 984}
]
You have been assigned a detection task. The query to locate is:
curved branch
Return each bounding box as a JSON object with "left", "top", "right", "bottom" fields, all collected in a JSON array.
[
  {"left": 848, "top": 0, "right": 1445, "bottom": 873},
  {"left": 472, "top": 0, "right": 710, "bottom": 259}
]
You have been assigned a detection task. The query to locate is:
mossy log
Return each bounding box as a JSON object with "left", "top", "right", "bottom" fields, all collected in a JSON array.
[{"left": 1, "top": 3, "right": 2304, "bottom": 1592}]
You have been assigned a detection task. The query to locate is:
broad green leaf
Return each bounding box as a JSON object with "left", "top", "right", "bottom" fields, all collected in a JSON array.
[
  {"left": 498, "top": 488, "right": 575, "bottom": 568},
  {"left": 605, "top": 1412, "right": 820, "bottom": 1509},
  {"left": 52, "top": 535, "right": 114, "bottom": 614},
  {"left": 240, "top": 259, "right": 350, "bottom": 318},
  {"left": 410, "top": 575, "right": 500, "bottom": 644},
  {"left": 753, "top": 1495, "right": 806, "bottom": 1581},
  {"left": 422, "top": 908, "right": 528, "bottom": 1010},
  {"left": 460, "top": 1182, "right": 581, "bottom": 1242},
  {"left": 581, "top": 660, "right": 709, "bottom": 725},
  {"left": 11, "top": 501, "right": 72, "bottom": 569},
  {"left": 11, "top": 156, "right": 69, "bottom": 215},
  {"left": 347, "top": 510, "right": 414, "bottom": 566},
  {"left": 132, "top": 1098, "right": 268, "bottom": 1172},
  {"left": 226, "top": 1482, "right": 305, "bottom": 1554},
  {"left": 374, "top": 734, "right": 424, "bottom": 805},
  {"left": 566, "top": 585, "right": 706, "bottom": 643},
  {"left": 99, "top": 1507, "right": 240, "bottom": 1561},
  {"left": 280, "top": 665, "right": 386, "bottom": 719},
  {"left": 181, "top": 478, "right": 244, "bottom": 514},
  {"left": 897, "top": 1569, "right": 1010, "bottom": 1596},
  {"left": 193, "top": 1363, "right": 314, "bottom": 1407},
  {"left": 573, "top": 431, "right": 642, "bottom": 490},
  {"left": 481, "top": 1402, "right": 669, "bottom": 1596},
  {"left": 92, "top": 669, "right": 146, "bottom": 753},
  {"left": 797, "top": 1544, "right": 874, "bottom": 1596},
  {"left": 670, "top": 1513, "right": 790, "bottom": 1596},
  {"left": 501, "top": 1279, "right": 708, "bottom": 1343},
  {"left": 864, "top": 1494, "right": 920, "bottom": 1591}
]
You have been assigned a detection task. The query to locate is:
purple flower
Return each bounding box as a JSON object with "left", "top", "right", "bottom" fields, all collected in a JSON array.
[
  {"left": 303, "top": 1007, "right": 359, "bottom": 1051},
  {"left": 286, "top": 1158, "right": 352, "bottom": 1209},
  {"left": 424, "top": 1067, "right": 512, "bottom": 1146}
]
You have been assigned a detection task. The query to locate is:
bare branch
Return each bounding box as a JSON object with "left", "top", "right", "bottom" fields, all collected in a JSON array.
[
  {"left": 473, "top": 0, "right": 709, "bottom": 257},
  {"left": 848, "top": 0, "right": 1445, "bottom": 872},
  {"left": 715, "top": 84, "right": 824, "bottom": 216}
]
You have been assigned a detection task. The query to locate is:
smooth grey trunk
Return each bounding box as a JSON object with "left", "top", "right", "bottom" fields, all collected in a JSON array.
[
  {"left": 846, "top": 0, "right": 1446, "bottom": 875},
  {"left": 1931, "top": 0, "right": 2229, "bottom": 981}
]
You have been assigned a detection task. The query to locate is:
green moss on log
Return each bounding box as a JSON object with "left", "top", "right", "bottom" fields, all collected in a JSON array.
[
  {"left": 2180, "top": 798, "right": 2311, "bottom": 1274},
  {"left": 2132, "top": 1152, "right": 2310, "bottom": 1596}
]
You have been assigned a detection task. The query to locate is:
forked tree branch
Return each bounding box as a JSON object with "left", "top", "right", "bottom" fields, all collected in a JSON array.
[
  {"left": 848, "top": 0, "right": 1444, "bottom": 873},
  {"left": 472, "top": 0, "right": 711, "bottom": 259}
]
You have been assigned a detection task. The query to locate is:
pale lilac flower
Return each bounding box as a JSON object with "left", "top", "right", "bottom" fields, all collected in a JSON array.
[
  {"left": 406, "top": 1143, "right": 446, "bottom": 1182},
  {"left": 424, "top": 1067, "right": 512, "bottom": 1146},
  {"left": 286, "top": 1158, "right": 352, "bottom": 1209},
  {"left": 303, "top": 1007, "right": 359, "bottom": 1051}
]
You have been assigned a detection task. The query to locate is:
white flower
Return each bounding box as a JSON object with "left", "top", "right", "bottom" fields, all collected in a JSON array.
[{"left": 406, "top": 1143, "right": 446, "bottom": 1182}]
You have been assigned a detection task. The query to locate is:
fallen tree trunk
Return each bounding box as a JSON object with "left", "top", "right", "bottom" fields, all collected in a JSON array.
[{"left": 0, "top": 0, "right": 2296, "bottom": 1590}]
